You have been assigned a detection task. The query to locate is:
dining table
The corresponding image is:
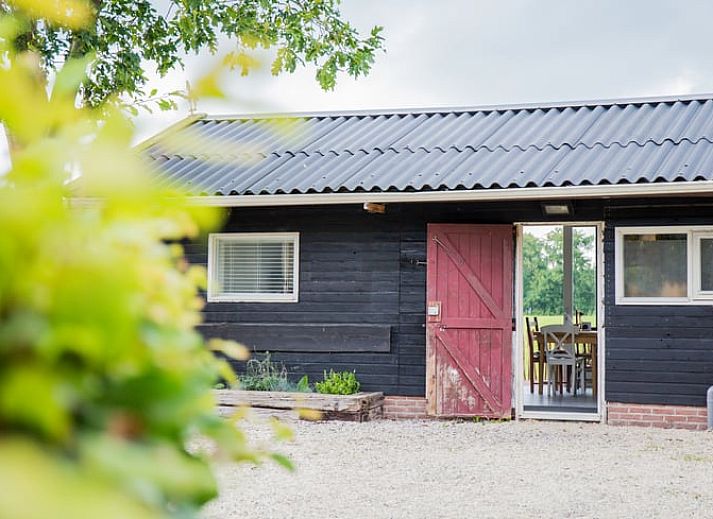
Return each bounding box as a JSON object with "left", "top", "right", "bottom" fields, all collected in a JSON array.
[{"left": 533, "top": 329, "right": 597, "bottom": 396}]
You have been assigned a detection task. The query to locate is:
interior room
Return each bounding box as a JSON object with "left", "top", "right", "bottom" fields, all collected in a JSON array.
[{"left": 522, "top": 224, "right": 598, "bottom": 414}]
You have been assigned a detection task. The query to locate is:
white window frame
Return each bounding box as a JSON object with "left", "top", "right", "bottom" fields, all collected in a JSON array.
[
  {"left": 207, "top": 232, "right": 300, "bottom": 303},
  {"left": 693, "top": 233, "right": 713, "bottom": 299},
  {"left": 615, "top": 225, "right": 713, "bottom": 305}
]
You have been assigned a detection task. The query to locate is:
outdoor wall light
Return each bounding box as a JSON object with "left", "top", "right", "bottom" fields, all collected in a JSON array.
[
  {"left": 363, "top": 202, "right": 386, "bottom": 214},
  {"left": 541, "top": 202, "right": 573, "bottom": 216}
]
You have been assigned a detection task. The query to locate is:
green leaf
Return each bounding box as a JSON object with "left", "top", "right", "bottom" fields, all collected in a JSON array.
[
  {"left": 0, "top": 367, "right": 71, "bottom": 441},
  {"left": 216, "top": 359, "right": 238, "bottom": 387},
  {"left": 208, "top": 338, "right": 250, "bottom": 361},
  {"left": 0, "top": 438, "right": 160, "bottom": 519},
  {"left": 269, "top": 418, "right": 294, "bottom": 442},
  {"left": 51, "top": 53, "right": 95, "bottom": 100},
  {"left": 79, "top": 435, "right": 218, "bottom": 505},
  {"left": 269, "top": 453, "right": 295, "bottom": 472},
  {"left": 296, "top": 375, "right": 310, "bottom": 392}
]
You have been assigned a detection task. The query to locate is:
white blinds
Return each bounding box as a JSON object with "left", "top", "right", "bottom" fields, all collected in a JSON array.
[{"left": 210, "top": 234, "right": 298, "bottom": 301}]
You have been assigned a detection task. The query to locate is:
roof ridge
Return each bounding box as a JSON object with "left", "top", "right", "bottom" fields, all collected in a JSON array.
[{"left": 200, "top": 93, "right": 713, "bottom": 121}]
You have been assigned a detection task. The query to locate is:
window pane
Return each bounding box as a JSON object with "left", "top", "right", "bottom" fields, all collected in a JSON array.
[
  {"left": 700, "top": 238, "right": 713, "bottom": 292},
  {"left": 623, "top": 233, "right": 687, "bottom": 298},
  {"left": 215, "top": 238, "right": 295, "bottom": 296}
]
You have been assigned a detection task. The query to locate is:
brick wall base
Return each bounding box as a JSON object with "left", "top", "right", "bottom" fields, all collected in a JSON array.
[
  {"left": 607, "top": 402, "right": 708, "bottom": 431},
  {"left": 382, "top": 398, "right": 710, "bottom": 429},
  {"left": 382, "top": 396, "right": 428, "bottom": 419}
]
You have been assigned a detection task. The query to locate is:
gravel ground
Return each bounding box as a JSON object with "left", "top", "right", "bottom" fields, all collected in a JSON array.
[{"left": 202, "top": 419, "right": 713, "bottom": 519}]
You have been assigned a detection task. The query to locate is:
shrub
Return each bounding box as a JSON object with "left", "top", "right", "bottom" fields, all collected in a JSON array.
[
  {"left": 0, "top": 12, "right": 290, "bottom": 517},
  {"left": 315, "top": 370, "right": 361, "bottom": 395},
  {"left": 238, "top": 353, "right": 311, "bottom": 393}
]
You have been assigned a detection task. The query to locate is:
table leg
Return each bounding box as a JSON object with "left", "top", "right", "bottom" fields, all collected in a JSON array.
[
  {"left": 538, "top": 339, "right": 545, "bottom": 395},
  {"left": 592, "top": 342, "right": 597, "bottom": 398}
]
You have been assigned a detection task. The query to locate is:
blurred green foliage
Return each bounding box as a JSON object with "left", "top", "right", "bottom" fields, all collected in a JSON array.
[
  {"left": 315, "top": 370, "right": 360, "bottom": 395},
  {"left": 0, "top": 5, "right": 293, "bottom": 518},
  {"left": 1, "top": 0, "right": 384, "bottom": 109}
]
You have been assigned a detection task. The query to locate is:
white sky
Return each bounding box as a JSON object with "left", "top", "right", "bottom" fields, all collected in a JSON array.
[
  {"left": 135, "top": 0, "right": 713, "bottom": 141},
  {"left": 1, "top": 0, "right": 710, "bottom": 167}
]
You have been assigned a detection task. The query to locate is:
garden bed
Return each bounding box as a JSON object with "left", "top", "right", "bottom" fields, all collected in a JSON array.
[{"left": 214, "top": 389, "right": 384, "bottom": 422}]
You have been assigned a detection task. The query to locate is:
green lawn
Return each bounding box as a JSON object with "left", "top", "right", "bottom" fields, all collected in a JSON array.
[{"left": 529, "top": 314, "right": 596, "bottom": 328}]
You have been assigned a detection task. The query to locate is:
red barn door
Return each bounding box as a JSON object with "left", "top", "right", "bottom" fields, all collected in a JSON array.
[{"left": 426, "top": 224, "right": 513, "bottom": 418}]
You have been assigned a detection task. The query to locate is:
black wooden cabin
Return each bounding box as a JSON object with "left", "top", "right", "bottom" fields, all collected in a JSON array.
[{"left": 146, "top": 94, "right": 713, "bottom": 423}]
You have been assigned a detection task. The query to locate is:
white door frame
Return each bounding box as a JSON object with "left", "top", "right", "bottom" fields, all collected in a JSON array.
[{"left": 513, "top": 222, "right": 606, "bottom": 422}]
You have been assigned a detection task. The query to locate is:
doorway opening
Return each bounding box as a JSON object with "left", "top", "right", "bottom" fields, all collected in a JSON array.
[{"left": 517, "top": 223, "right": 602, "bottom": 417}]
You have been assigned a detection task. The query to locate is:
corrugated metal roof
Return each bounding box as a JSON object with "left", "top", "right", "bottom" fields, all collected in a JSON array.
[{"left": 143, "top": 94, "right": 713, "bottom": 196}]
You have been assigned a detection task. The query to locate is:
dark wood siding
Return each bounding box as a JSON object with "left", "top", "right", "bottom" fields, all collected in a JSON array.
[
  {"left": 187, "top": 205, "right": 421, "bottom": 395},
  {"left": 187, "top": 201, "right": 600, "bottom": 396},
  {"left": 604, "top": 201, "right": 713, "bottom": 407},
  {"left": 188, "top": 197, "right": 713, "bottom": 404}
]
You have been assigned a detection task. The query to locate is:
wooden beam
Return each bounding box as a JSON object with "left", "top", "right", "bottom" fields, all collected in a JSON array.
[
  {"left": 198, "top": 323, "right": 391, "bottom": 353},
  {"left": 563, "top": 225, "right": 574, "bottom": 325}
]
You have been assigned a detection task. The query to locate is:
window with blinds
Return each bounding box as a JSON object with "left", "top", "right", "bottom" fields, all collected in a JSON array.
[{"left": 208, "top": 233, "right": 299, "bottom": 302}]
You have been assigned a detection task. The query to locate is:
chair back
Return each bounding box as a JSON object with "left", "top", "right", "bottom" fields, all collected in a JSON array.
[
  {"left": 525, "top": 317, "right": 536, "bottom": 357},
  {"left": 541, "top": 324, "right": 578, "bottom": 362}
]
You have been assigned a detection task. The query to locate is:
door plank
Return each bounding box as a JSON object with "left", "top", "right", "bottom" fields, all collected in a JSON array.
[
  {"left": 431, "top": 231, "right": 508, "bottom": 321},
  {"left": 442, "top": 317, "right": 512, "bottom": 329},
  {"left": 435, "top": 328, "right": 502, "bottom": 413}
]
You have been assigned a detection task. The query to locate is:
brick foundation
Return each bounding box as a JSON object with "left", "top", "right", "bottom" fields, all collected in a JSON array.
[
  {"left": 382, "top": 396, "right": 428, "bottom": 419},
  {"left": 383, "top": 398, "right": 710, "bottom": 429},
  {"left": 607, "top": 402, "right": 709, "bottom": 431}
]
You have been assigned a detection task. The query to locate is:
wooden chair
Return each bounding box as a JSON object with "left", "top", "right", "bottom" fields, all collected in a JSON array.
[
  {"left": 573, "top": 309, "right": 586, "bottom": 351},
  {"left": 525, "top": 317, "right": 545, "bottom": 394},
  {"left": 542, "top": 324, "right": 586, "bottom": 396},
  {"left": 573, "top": 308, "right": 593, "bottom": 392}
]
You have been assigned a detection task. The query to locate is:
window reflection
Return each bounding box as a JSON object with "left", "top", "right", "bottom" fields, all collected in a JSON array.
[{"left": 623, "top": 234, "right": 687, "bottom": 298}]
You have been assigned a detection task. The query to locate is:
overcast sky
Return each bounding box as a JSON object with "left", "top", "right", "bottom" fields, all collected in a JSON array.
[
  {"left": 134, "top": 0, "right": 713, "bottom": 139},
  {"left": 2, "top": 1, "right": 703, "bottom": 179}
]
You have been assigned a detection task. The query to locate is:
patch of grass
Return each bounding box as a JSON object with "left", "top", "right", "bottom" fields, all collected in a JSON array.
[
  {"left": 531, "top": 315, "right": 597, "bottom": 328},
  {"left": 682, "top": 454, "right": 713, "bottom": 463}
]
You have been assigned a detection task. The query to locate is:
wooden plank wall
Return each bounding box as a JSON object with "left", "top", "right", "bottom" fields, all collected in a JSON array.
[
  {"left": 186, "top": 201, "right": 604, "bottom": 396},
  {"left": 187, "top": 197, "right": 713, "bottom": 404},
  {"left": 604, "top": 200, "right": 713, "bottom": 407},
  {"left": 185, "top": 205, "right": 424, "bottom": 395}
]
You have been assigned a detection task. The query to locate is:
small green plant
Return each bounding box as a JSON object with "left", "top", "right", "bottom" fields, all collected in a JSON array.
[
  {"left": 238, "top": 353, "right": 311, "bottom": 392},
  {"left": 296, "top": 375, "right": 311, "bottom": 393},
  {"left": 315, "top": 370, "right": 361, "bottom": 395},
  {"left": 238, "top": 352, "right": 286, "bottom": 391}
]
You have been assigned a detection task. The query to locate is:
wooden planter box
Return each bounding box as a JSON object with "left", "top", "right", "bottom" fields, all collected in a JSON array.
[{"left": 214, "top": 389, "right": 384, "bottom": 422}]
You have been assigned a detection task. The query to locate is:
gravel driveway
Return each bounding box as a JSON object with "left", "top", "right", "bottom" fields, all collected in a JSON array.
[{"left": 203, "top": 419, "right": 713, "bottom": 519}]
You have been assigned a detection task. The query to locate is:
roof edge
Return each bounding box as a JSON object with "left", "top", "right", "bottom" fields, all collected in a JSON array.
[
  {"left": 133, "top": 113, "right": 208, "bottom": 151},
  {"left": 200, "top": 92, "right": 713, "bottom": 121},
  {"left": 157, "top": 181, "right": 713, "bottom": 207}
]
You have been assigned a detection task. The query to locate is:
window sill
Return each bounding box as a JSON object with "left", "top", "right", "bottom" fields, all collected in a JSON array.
[
  {"left": 207, "top": 294, "right": 299, "bottom": 303},
  {"left": 616, "top": 298, "right": 713, "bottom": 306}
]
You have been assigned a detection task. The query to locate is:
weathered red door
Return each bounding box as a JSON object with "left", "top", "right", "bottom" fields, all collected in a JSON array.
[{"left": 426, "top": 224, "right": 513, "bottom": 418}]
